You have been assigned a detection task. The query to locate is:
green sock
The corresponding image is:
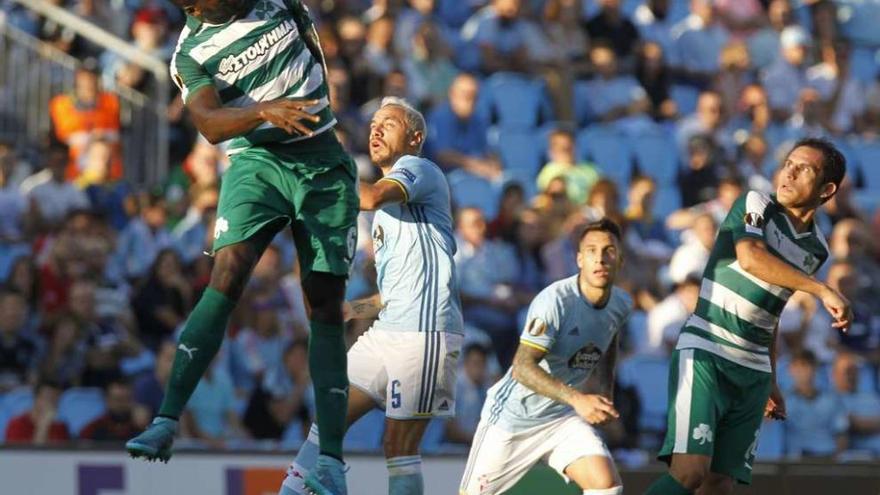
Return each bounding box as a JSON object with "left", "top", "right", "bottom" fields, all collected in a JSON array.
[
  {"left": 158, "top": 288, "right": 235, "bottom": 418},
  {"left": 644, "top": 473, "right": 693, "bottom": 495},
  {"left": 309, "top": 320, "right": 348, "bottom": 460}
]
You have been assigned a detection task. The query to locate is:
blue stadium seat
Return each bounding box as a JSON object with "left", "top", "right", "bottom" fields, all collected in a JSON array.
[
  {"left": 852, "top": 189, "right": 880, "bottom": 217},
  {"left": 494, "top": 128, "right": 545, "bottom": 179},
  {"left": 629, "top": 131, "right": 680, "bottom": 186},
  {"left": 624, "top": 311, "right": 650, "bottom": 355},
  {"left": 576, "top": 126, "right": 633, "bottom": 188},
  {"left": 619, "top": 355, "right": 669, "bottom": 432},
  {"left": 850, "top": 46, "right": 879, "bottom": 83},
  {"left": 58, "top": 387, "right": 105, "bottom": 438},
  {"left": 280, "top": 420, "right": 305, "bottom": 449},
  {"left": 653, "top": 186, "right": 682, "bottom": 220},
  {"left": 572, "top": 81, "right": 594, "bottom": 127},
  {"left": 419, "top": 418, "right": 447, "bottom": 454},
  {"left": 0, "top": 387, "right": 34, "bottom": 442},
  {"left": 849, "top": 139, "right": 880, "bottom": 189},
  {"left": 670, "top": 84, "right": 700, "bottom": 116},
  {"left": 483, "top": 73, "right": 552, "bottom": 129},
  {"left": 447, "top": 169, "right": 501, "bottom": 219},
  {"left": 344, "top": 409, "right": 385, "bottom": 452},
  {"left": 756, "top": 418, "right": 785, "bottom": 460}
]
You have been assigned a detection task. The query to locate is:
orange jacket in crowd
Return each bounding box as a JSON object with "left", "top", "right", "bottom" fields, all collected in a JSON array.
[{"left": 49, "top": 91, "right": 123, "bottom": 181}]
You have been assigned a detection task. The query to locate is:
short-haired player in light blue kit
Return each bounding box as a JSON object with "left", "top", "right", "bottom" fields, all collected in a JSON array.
[
  {"left": 460, "top": 219, "right": 633, "bottom": 495},
  {"left": 278, "top": 97, "right": 464, "bottom": 495}
]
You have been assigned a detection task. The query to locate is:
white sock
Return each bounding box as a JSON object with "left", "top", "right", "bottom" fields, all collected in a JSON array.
[
  {"left": 583, "top": 487, "right": 623, "bottom": 495},
  {"left": 279, "top": 424, "right": 320, "bottom": 495},
  {"left": 386, "top": 455, "right": 423, "bottom": 495}
]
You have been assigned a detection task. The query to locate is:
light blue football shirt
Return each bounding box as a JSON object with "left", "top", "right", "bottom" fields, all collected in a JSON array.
[
  {"left": 371, "top": 155, "right": 463, "bottom": 334},
  {"left": 482, "top": 275, "right": 633, "bottom": 431}
]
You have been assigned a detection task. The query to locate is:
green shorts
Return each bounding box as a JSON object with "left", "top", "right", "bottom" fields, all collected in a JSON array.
[
  {"left": 658, "top": 348, "right": 772, "bottom": 484},
  {"left": 212, "top": 132, "right": 358, "bottom": 278}
]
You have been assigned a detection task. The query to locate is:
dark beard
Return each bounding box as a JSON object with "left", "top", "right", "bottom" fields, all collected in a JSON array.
[{"left": 202, "top": 0, "right": 255, "bottom": 23}]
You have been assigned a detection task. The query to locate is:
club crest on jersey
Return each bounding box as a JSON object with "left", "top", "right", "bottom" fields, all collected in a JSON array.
[
  {"left": 526, "top": 318, "right": 546, "bottom": 337},
  {"left": 218, "top": 20, "right": 294, "bottom": 75},
  {"left": 568, "top": 343, "right": 602, "bottom": 370}
]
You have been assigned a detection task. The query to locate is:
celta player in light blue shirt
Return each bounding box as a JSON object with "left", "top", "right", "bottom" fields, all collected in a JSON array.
[
  {"left": 279, "top": 97, "right": 463, "bottom": 495},
  {"left": 460, "top": 219, "right": 633, "bottom": 495}
]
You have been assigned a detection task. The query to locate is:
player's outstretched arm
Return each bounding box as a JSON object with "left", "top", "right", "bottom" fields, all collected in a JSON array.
[
  {"left": 342, "top": 294, "right": 383, "bottom": 321},
  {"left": 735, "top": 238, "right": 852, "bottom": 330},
  {"left": 359, "top": 179, "right": 407, "bottom": 210},
  {"left": 186, "top": 87, "right": 319, "bottom": 144},
  {"left": 511, "top": 343, "right": 619, "bottom": 425}
]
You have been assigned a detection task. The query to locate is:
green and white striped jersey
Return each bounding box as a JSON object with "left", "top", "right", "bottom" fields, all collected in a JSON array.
[
  {"left": 170, "top": 0, "right": 334, "bottom": 155},
  {"left": 676, "top": 191, "right": 830, "bottom": 373}
]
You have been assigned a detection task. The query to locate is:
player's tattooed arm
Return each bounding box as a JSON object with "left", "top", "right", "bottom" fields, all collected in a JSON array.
[
  {"left": 343, "top": 294, "right": 383, "bottom": 321},
  {"left": 511, "top": 343, "right": 577, "bottom": 405}
]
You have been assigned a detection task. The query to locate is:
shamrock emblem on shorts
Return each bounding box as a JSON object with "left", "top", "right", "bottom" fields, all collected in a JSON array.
[{"left": 692, "top": 423, "right": 714, "bottom": 445}]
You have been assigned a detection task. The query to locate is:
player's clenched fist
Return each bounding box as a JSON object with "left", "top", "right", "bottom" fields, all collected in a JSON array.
[
  {"left": 570, "top": 393, "right": 619, "bottom": 425},
  {"left": 258, "top": 98, "right": 321, "bottom": 136}
]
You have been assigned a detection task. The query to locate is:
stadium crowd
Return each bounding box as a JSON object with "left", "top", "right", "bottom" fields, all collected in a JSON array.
[{"left": 1, "top": 0, "right": 880, "bottom": 464}]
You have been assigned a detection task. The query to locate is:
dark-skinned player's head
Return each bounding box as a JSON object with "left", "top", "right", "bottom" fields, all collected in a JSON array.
[
  {"left": 576, "top": 218, "right": 623, "bottom": 291},
  {"left": 171, "top": 0, "right": 253, "bottom": 24},
  {"left": 368, "top": 97, "right": 427, "bottom": 169},
  {"left": 776, "top": 137, "right": 846, "bottom": 210}
]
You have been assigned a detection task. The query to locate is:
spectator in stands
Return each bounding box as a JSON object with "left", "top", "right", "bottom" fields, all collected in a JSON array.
[
  {"left": 777, "top": 290, "right": 823, "bottom": 359},
  {"left": 68, "top": 278, "right": 140, "bottom": 388},
  {"left": 445, "top": 343, "right": 490, "bottom": 444},
  {"left": 666, "top": 176, "right": 741, "bottom": 231},
  {"left": 132, "top": 249, "right": 192, "bottom": 352},
  {"left": 425, "top": 74, "right": 502, "bottom": 180},
  {"left": 728, "top": 83, "right": 772, "bottom": 137},
  {"left": 79, "top": 138, "right": 134, "bottom": 231},
  {"left": 713, "top": 0, "right": 764, "bottom": 40},
  {"left": 823, "top": 260, "right": 880, "bottom": 363},
  {"left": 335, "top": 16, "right": 372, "bottom": 106},
  {"left": 624, "top": 175, "right": 671, "bottom": 258},
  {"left": 110, "top": 191, "right": 173, "bottom": 282},
  {"left": 540, "top": 209, "right": 588, "bottom": 283},
  {"left": 714, "top": 41, "right": 754, "bottom": 118},
  {"left": 829, "top": 218, "right": 880, "bottom": 301},
  {"left": 540, "top": 0, "right": 589, "bottom": 70},
  {"left": 243, "top": 340, "right": 312, "bottom": 440},
  {"left": 787, "top": 87, "right": 831, "bottom": 136},
  {"left": 402, "top": 21, "right": 458, "bottom": 109},
  {"left": 736, "top": 134, "right": 774, "bottom": 194},
  {"left": 133, "top": 340, "right": 176, "bottom": 417},
  {"left": 231, "top": 289, "right": 290, "bottom": 393},
  {"left": 172, "top": 187, "right": 219, "bottom": 265},
  {"left": 831, "top": 352, "right": 880, "bottom": 456},
  {"left": 635, "top": 41, "right": 678, "bottom": 121},
  {"left": 394, "top": 0, "right": 440, "bottom": 57},
  {"left": 0, "top": 141, "right": 32, "bottom": 190},
  {"left": 0, "top": 146, "right": 31, "bottom": 245},
  {"left": 19, "top": 142, "right": 89, "bottom": 231},
  {"left": 747, "top": 0, "right": 794, "bottom": 70},
  {"left": 677, "top": 134, "right": 724, "bottom": 208},
  {"left": 533, "top": 176, "right": 576, "bottom": 240},
  {"left": 487, "top": 182, "right": 526, "bottom": 241},
  {"left": 102, "top": 7, "right": 171, "bottom": 93},
  {"left": 785, "top": 349, "right": 849, "bottom": 458},
  {"left": 454, "top": 207, "right": 520, "bottom": 367},
  {"left": 584, "top": 178, "right": 624, "bottom": 226},
  {"left": 39, "top": 314, "right": 87, "bottom": 388},
  {"left": 578, "top": 42, "right": 652, "bottom": 130},
  {"left": 583, "top": 0, "right": 640, "bottom": 62},
  {"left": 668, "top": 212, "right": 715, "bottom": 284},
  {"left": 182, "top": 359, "right": 250, "bottom": 448},
  {"left": 675, "top": 90, "right": 733, "bottom": 159},
  {"left": 4, "top": 256, "right": 38, "bottom": 317},
  {"left": 4, "top": 379, "right": 69, "bottom": 444},
  {"left": 806, "top": 41, "right": 863, "bottom": 135},
  {"left": 646, "top": 276, "right": 700, "bottom": 356},
  {"left": 463, "top": 0, "right": 541, "bottom": 75},
  {"left": 536, "top": 129, "right": 600, "bottom": 205},
  {"left": 670, "top": 0, "right": 730, "bottom": 85},
  {"left": 822, "top": 176, "right": 863, "bottom": 228},
  {"left": 633, "top": 0, "right": 675, "bottom": 58},
  {"left": 0, "top": 289, "right": 38, "bottom": 392},
  {"left": 80, "top": 377, "right": 150, "bottom": 443},
  {"left": 761, "top": 25, "right": 811, "bottom": 121},
  {"left": 48, "top": 59, "right": 122, "bottom": 181},
  {"left": 509, "top": 207, "right": 546, "bottom": 298},
  {"left": 364, "top": 15, "right": 396, "bottom": 82}
]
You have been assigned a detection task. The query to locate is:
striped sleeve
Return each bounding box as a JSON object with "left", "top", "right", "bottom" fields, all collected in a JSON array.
[
  {"left": 171, "top": 49, "right": 214, "bottom": 103},
  {"left": 383, "top": 157, "right": 437, "bottom": 204},
  {"left": 725, "top": 191, "right": 771, "bottom": 242}
]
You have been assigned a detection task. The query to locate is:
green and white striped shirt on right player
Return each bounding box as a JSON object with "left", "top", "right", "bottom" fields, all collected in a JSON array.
[
  {"left": 676, "top": 190, "right": 830, "bottom": 373},
  {"left": 170, "top": 0, "right": 334, "bottom": 155}
]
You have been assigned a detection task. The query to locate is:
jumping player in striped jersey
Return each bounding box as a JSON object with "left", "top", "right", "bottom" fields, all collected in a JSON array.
[
  {"left": 278, "top": 98, "right": 463, "bottom": 495},
  {"left": 126, "top": 1, "right": 358, "bottom": 493},
  {"left": 460, "top": 219, "right": 633, "bottom": 495},
  {"left": 644, "top": 137, "right": 853, "bottom": 495}
]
